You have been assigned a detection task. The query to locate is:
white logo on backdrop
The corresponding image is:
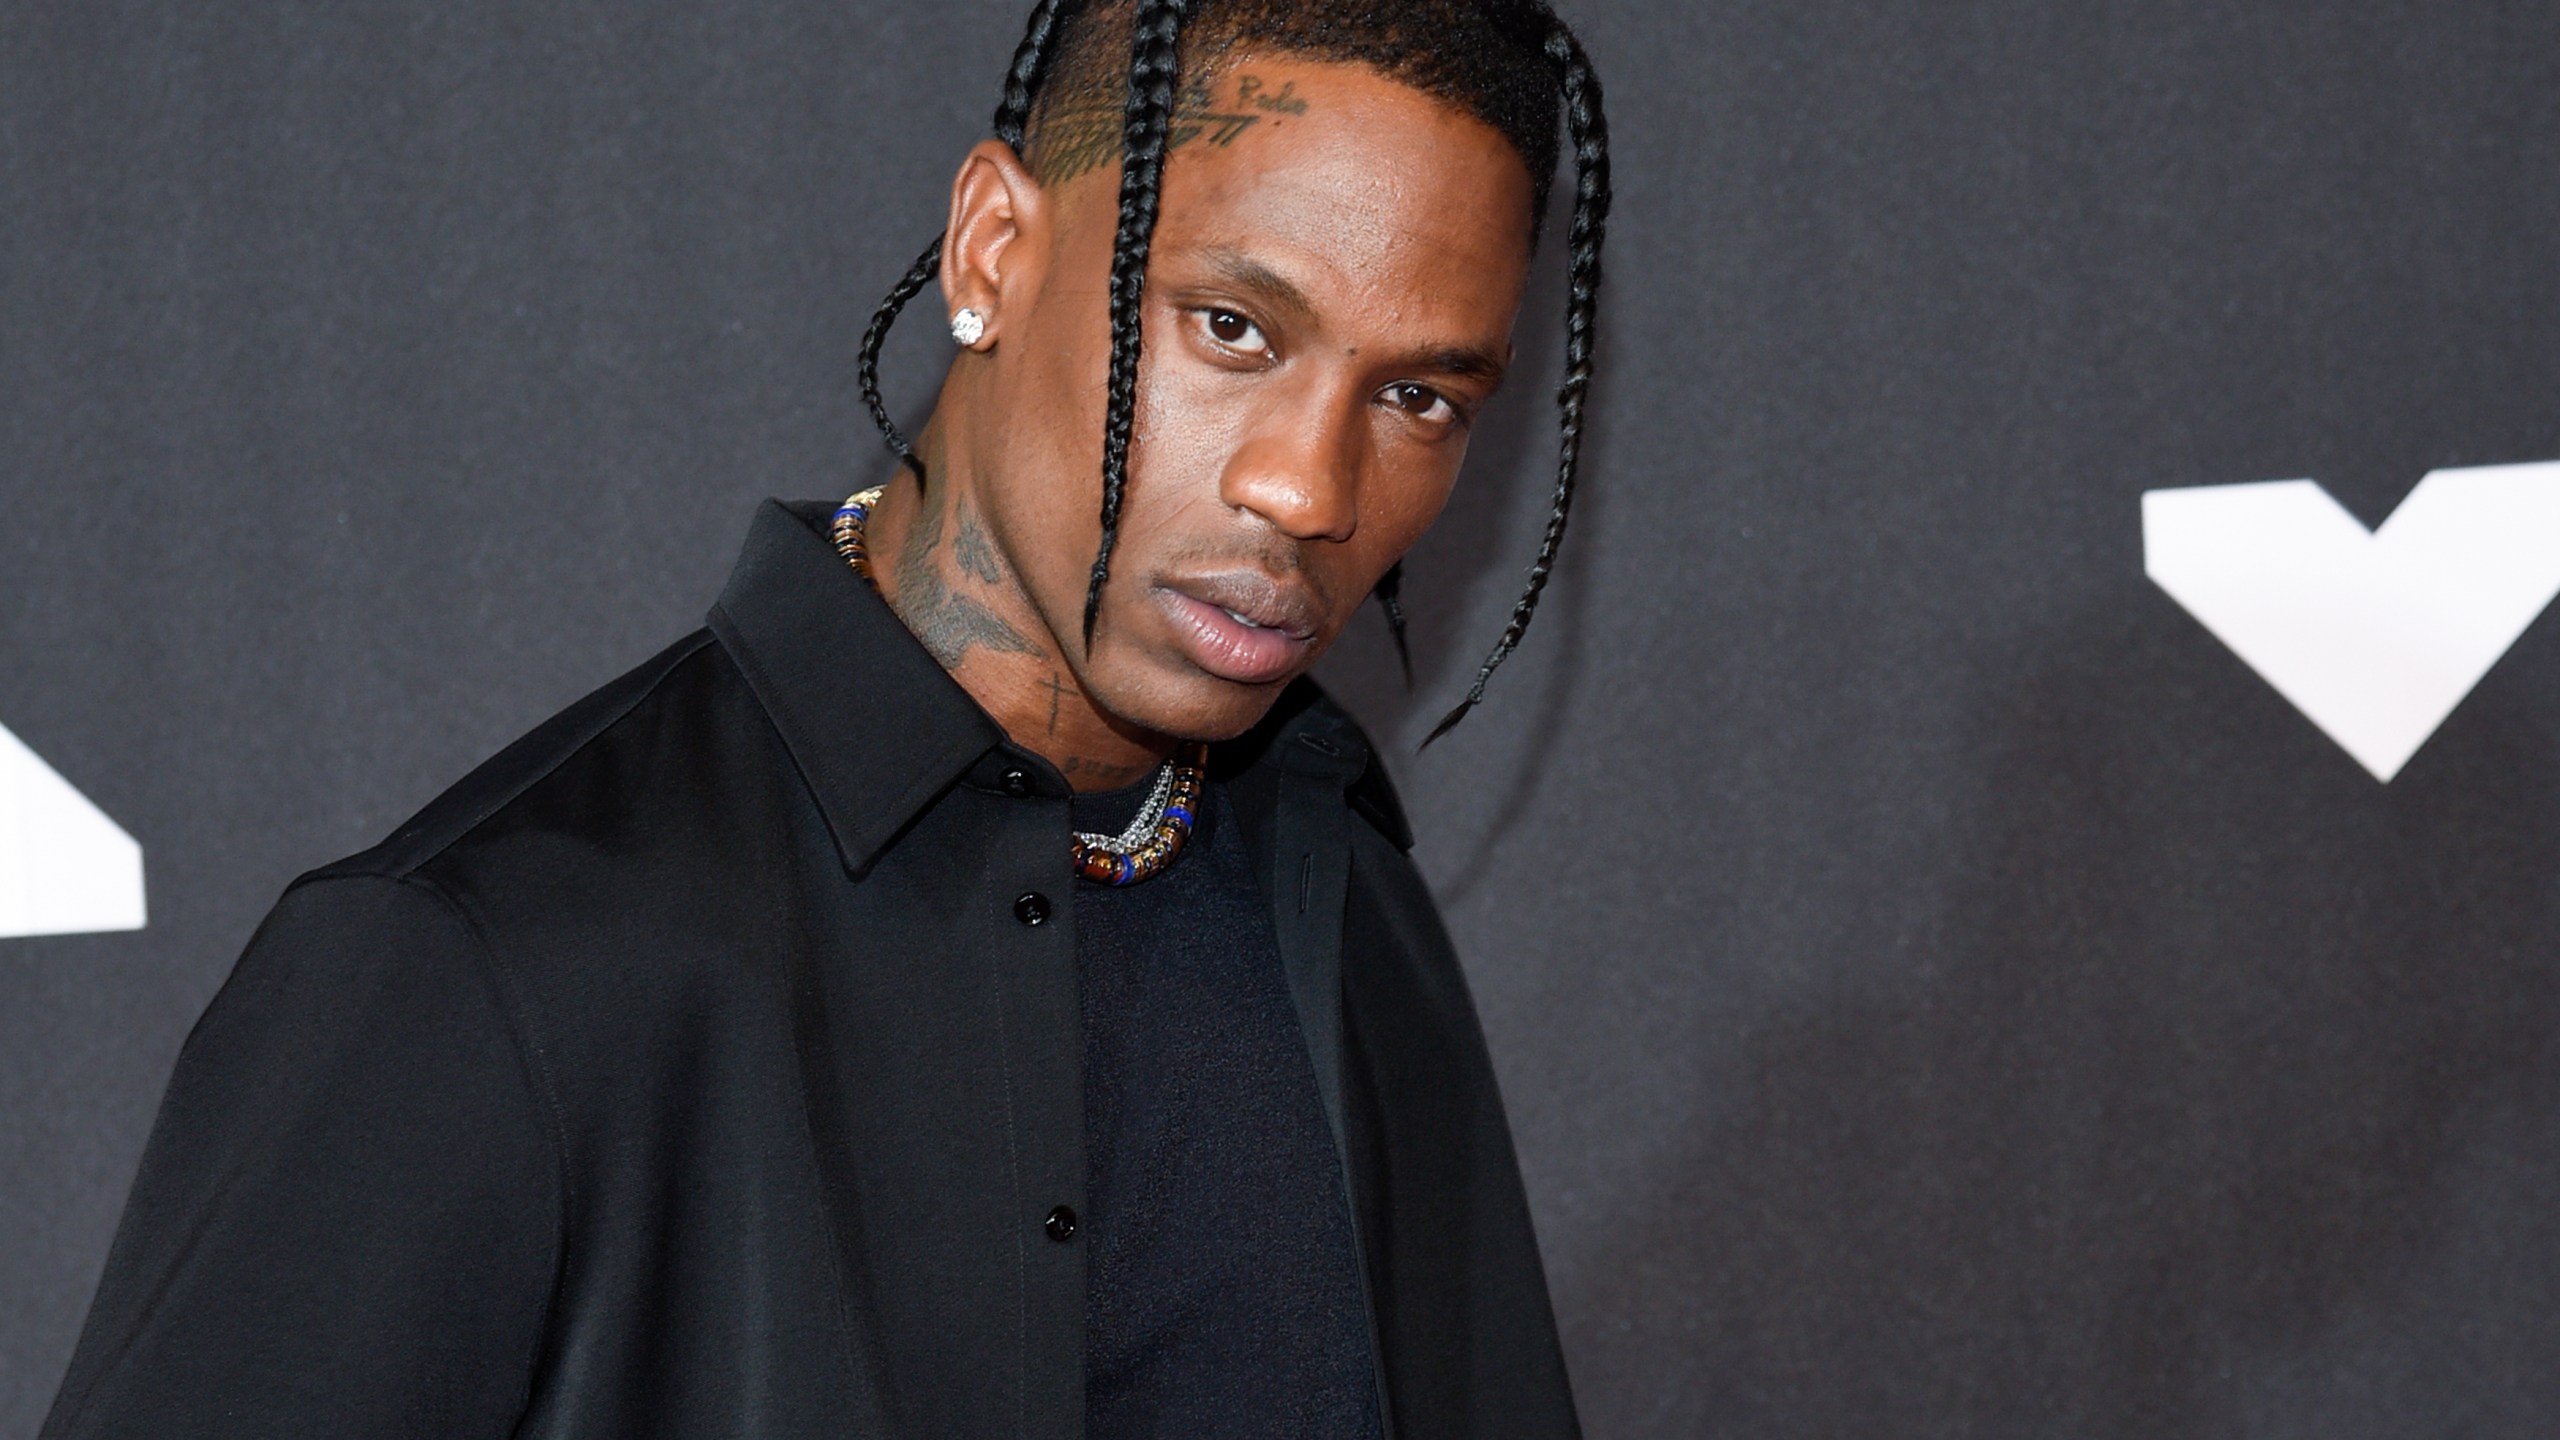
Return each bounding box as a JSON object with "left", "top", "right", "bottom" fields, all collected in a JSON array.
[
  {"left": 0, "top": 720, "right": 147, "bottom": 940},
  {"left": 2143, "top": 460, "right": 2560, "bottom": 782}
]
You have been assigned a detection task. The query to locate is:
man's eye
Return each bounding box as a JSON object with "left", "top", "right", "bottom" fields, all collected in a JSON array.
[
  {"left": 1386, "top": 382, "right": 1457, "bottom": 424},
  {"left": 1202, "top": 309, "right": 1267, "bottom": 353}
]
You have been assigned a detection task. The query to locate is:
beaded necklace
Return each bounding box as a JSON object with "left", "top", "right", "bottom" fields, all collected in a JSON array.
[{"left": 832, "top": 487, "right": 1209, "bottom": 887}]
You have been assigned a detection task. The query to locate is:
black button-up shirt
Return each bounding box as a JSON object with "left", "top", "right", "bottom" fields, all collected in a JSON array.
[{"left": 43, "top": 500, "right": 1581, "bottom": 1440}]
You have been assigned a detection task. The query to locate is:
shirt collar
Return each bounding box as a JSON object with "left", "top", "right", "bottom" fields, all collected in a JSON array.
[{"left": 707, "top": 498, "right": 1006, "bottom": 875}]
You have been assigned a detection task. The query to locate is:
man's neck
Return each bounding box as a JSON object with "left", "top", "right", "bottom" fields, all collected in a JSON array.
[{"left": 860, "top": 431, "right": 1172, "bottom": 792}]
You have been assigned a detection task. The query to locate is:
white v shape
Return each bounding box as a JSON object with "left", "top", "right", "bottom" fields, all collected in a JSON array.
[
  {"left": 0, "top": 720, "right": 147, "bottom": 940},
  {"left": 2144, "top": 461, "right": 2560, "bottom": 782}
]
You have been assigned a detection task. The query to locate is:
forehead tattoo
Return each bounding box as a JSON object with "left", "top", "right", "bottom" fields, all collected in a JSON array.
[{"left": 1031, "top": 76, "right": 1267, "bottom": 185}]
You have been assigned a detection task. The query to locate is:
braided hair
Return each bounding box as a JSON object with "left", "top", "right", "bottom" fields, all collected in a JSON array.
[
  {"left": 858, "top": 0, "right": 1610, "bottom": 735},
  {"left": 1426, "top": 12, "right": 1610, "bottom": 742}
]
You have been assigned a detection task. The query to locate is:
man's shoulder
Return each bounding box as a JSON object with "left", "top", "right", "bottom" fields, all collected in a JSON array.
[
  {"left": 260, "top": 624, "right": 812, "bottom": 1075},
  {"left": 308, "top": 628, "right": 744, "bottom": 892}
]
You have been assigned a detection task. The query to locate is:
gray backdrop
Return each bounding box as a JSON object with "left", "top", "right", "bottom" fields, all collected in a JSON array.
[{"left": 7, "top": 1, "right": 2559, "bottom": 1435}]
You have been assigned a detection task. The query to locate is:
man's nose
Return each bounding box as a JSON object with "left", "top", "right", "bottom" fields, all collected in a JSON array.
[{"left": 1217, "top": 405, "right": 1362, "bottom": 545}]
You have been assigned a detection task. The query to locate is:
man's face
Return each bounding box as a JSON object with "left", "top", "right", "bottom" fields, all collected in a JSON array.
[{"left": 969, "top": 56, "right": 1537, "bottom": 743}]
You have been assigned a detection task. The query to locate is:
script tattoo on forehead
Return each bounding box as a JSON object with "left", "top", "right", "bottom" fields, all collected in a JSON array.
[
  {"left": 890, "top": 493, "right": 1047, "bottom": 670},
  {"left": 1030, "top": 73, "right": 1312, "bottom": 184}
]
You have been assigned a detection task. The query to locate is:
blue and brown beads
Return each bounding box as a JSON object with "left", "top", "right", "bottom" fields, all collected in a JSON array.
[
  {"left": 1071, "top": 744, "right": 1207, "bottom": 887},
  {"left": 831, "top": 487, "right": 886, "bottom": 591}
]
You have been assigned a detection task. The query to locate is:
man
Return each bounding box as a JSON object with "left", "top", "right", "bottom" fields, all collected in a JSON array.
[{"left": 44, "top": 1, "right": 1608, "bottom": 1435}]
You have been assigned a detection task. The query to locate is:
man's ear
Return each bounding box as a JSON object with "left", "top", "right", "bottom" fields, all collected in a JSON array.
[{"left": 940, "top": 138, "right": 1049, "bottom": 348}]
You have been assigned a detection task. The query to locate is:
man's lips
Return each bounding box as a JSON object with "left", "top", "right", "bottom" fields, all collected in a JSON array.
[{"left": 1153, "top": 573, "right": 1322, "bottom": 685}]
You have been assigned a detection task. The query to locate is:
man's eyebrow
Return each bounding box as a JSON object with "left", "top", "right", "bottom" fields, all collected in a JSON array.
[
  {"left": 1199, "top": 247, "right": 1319, "bottom": 325},
  {"left": 1414, "top": 343, "right": 1509, "bottom": 385}
]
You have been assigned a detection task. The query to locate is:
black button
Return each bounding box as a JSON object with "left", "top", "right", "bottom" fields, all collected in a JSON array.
[
  {"left": 1001, "top": 767, "right": 1034, "bottom": 799},
  {"left": 1045, "top": 1206, "right": 1078, "bottom": 1242},
  {"left": 1013, "top": 892, "right": 1052, "bottom": 927}
]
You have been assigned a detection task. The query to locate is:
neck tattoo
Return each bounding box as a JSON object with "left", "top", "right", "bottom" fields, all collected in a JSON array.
[{"left": 833, "top": 488, "right": 1209, "bottom": 887}]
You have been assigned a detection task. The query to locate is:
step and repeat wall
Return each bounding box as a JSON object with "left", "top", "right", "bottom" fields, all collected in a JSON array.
[{"left": 6, "top": 2, "right": 2557, "bottom": 1434}]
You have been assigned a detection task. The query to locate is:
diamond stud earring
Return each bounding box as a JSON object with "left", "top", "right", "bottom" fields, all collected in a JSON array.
[{"left": 950, "top": 308, "right": 988, "bottom": 348}]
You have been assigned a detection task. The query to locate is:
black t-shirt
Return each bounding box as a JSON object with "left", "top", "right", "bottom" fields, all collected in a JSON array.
[{"left": 1072, "top": 779, "right": 1384, "bottom": 1439}]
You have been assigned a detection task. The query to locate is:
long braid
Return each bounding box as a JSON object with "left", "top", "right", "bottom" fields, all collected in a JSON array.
[
  {"left": 1423, "top": 6, "right": 1609, "bottom": 744},
  {"left": 856, "top": 0, "right": 1075, "bottom": 485},
  {"left": 856, "top": 239, "right": 944, "bottom": 482},
  {"left": 1376, "top": 562, "right": 1414, "bottom": 688},
  {"left": 1084, "top": 0, "right": 1195, "bottom": 644},
  {"left": 995, "top": 0, "right": 1077, "bottom": 148}
]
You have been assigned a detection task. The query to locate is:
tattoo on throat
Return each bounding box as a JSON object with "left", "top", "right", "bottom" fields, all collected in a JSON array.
[
  {"left": 891, "top": 496, "right": 1047, "bottom": 670},
  {"left": 1030, "top": 74, "right": 1311, "bottom": 184},
  {"left": 952, "top": 509, "right": 1006, "bottom": 587},
  {"left": 1040, "top": 672, "right": 1072, "bottom": 735},
  {"left": 1061, "top": 755, "right": 1150, "bottom": 784}
]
